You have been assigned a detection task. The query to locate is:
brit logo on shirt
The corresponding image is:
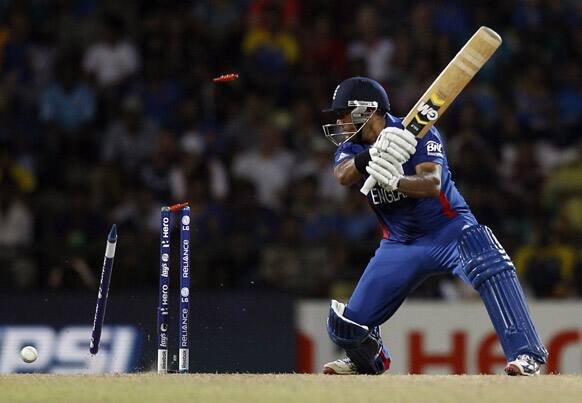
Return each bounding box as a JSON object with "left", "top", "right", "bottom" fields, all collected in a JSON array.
[{"left": 426, "top": 140, "right": 443, "bottom": 157}]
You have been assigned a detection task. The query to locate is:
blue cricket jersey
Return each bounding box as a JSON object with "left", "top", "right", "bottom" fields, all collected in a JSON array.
[{"left": 334, "top": 113, "right": 472, "bottom": 242}]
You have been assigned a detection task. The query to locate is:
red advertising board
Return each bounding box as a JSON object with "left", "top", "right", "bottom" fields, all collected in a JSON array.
[{"left": 297, "top": 302, "right": 582, "bottom": 374}]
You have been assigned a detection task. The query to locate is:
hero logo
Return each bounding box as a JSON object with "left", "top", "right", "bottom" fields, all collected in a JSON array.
[
  {"left": 417, "top": 101, "right": 439, "bottom": 121},
  {"left": 426, "top": 141, "right": 443, "bottom": 157},
  {"left": 0, "top": 325, "right": 139, "bottom": 373}
]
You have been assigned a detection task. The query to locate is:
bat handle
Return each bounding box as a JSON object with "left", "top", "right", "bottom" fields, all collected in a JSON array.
[{"left": 360, "top": 176, "right": 376, "bottom": 195}]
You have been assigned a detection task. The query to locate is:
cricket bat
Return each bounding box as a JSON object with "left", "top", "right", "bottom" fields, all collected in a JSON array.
[{"left": 360, "top": 26, "right": 502, "bottom": 195}]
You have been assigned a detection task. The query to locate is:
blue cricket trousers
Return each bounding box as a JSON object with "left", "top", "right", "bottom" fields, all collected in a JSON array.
[{"left": 344, "top": 213, "right": 477, "bottom": 327}]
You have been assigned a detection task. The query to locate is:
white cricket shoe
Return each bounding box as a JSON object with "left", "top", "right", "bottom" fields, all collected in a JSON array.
[
  {"left": 505, "top": 354, "right": 542, "bottom": 376},
  {"left": 323, "top": 357, "right": 358, "bottom": 375}
]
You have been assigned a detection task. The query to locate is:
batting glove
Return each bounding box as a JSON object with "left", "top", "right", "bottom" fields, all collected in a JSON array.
[
  {"left": 373, "top": 127, "right": 417, "bottom": 163},
  {"left": 366, "top": 148, "right": 403, "bottom": 191}
]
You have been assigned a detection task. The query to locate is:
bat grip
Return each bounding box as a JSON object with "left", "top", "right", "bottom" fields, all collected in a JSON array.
[{"left": 360, "top": 176, "right": 376, "bottom": 195}]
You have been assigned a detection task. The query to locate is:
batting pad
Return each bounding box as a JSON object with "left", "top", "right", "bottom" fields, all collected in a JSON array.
[
  {"left": 459, "top": 225, "right": 548, "bottom": 363},
  {"left": 327, "top": 300, "right": 388, "bottom": 374}
]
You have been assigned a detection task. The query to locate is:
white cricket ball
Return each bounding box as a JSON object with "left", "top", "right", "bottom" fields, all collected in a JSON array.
[{"left": 20, "top": 346, "right": 38, "bottom": 363}]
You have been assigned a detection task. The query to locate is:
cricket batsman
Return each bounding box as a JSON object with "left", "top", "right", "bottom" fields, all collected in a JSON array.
[{"left": 321, "top": 76, "right": 548, "bottom": 376}]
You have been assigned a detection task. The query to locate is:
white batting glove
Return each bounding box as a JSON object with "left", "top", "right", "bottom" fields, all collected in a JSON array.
[
  {"left": 366, "top": 148, "right": 403, "bottom": 191},
  {"left": 373, "top": 127, "right": 417, "bottom": 163}
]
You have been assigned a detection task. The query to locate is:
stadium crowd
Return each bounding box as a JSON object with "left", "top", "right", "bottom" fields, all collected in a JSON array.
[{"left": 0, "top": 0, "right": 580, "bottom": 299}]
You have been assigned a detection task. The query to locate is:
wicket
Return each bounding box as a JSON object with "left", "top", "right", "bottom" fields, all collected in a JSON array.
[
  {"left": 157, "top": 203, "right": 191, "bottom": 374},
  {"left": 89, "top": 224, "right": 118, "bottom": 355}
]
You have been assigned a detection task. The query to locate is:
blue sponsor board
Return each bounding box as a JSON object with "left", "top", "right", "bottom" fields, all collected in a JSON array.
[
  {"left": 0, "top": 325, "right": 139, "bottom": 373},
  {"left": 0, "top": 291, "right": 295, "bottom": 373}
]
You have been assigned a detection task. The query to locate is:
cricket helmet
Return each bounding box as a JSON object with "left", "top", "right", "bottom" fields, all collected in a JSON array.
[{"left": 322, "top": 77, "right": 390, "bottom": 146}]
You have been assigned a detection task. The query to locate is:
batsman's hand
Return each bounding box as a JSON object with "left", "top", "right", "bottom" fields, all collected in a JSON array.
[
  {"left": 373, "top": 127, "right": 417, "bottom": 164},
  {"left": 366, "top": 148, "right": 403, "bottom": 191}
]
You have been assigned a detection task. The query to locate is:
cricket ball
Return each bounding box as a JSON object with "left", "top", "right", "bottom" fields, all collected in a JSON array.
[{"left": 20, "top": 346, "right": 38, "bottom": 363}]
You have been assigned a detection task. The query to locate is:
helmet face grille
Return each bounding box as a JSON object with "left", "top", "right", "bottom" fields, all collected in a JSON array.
[
  {"left": 322, "top": 123, "right": 358, "bottom": 147},
  {"left": 322, "top": 101, "right": 377, "bottom": 146}
]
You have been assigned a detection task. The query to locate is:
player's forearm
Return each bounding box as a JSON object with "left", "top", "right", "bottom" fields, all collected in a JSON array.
[
  {"left": 397, "top": 173, "right": 441, "bottom": 198},
  {"left": 334, "top": 158, "right": 363, "bottom": 186}
]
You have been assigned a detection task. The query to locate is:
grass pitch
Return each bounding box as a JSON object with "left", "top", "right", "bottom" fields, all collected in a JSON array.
[{"left": 1, "top": 374, "right": 581, "bottom": 403}]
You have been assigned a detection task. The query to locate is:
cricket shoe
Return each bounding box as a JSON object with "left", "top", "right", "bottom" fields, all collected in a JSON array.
[
  {"left": 322, "top": 352, "right": 390, "bottom": 375},
  {"left": 323, "top": 357, "right": 358, "bottom": 375},
  {"left": 505, "top": 354, "right": 542, "bottom": 376}
]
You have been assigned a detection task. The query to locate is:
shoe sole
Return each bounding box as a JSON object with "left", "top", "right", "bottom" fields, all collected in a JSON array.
[
  {"left": 505, "top": 363, "right": 539, "bottom": 376},
  {"left": 505, "top": 364, "right": 522, "bottom": 376},
  {"left": 322, "top": 366, "right": 357, "bottom": 375},
  {"left": 322, "top": 366, "right": 337, "bottom": 375}
]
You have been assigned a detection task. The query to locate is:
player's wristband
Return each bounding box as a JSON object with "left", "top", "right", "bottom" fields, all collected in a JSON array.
[{"left": 353, "top": 150, "right": 372, "bottom": 174}]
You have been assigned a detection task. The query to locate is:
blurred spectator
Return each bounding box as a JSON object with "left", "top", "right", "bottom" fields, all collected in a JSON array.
[
  {"left": 289, "top": 175, "right": 340, "bottom": 242},
  {"left": 140, "top": 129, "right": 178, "bottom": 203},
  {"left": 432, "top": 0, "right": 468, "bottom": 42},
  {"left": 0, "top": 144, "right": 36, "bottom": 193},
  {"left": 181, "top": 170, "right": 231, "bottom": 287},
  {"left": 193, "top": 0, "right": 241, "bottom": 38},
  {"left": 302, "top": 15, "right": 346, "bottom": 80},
  {"left": 500, "top": 136, "right": 546, "bottom": 222},
  {"left": 0, "top": 177, "right": 35, "bottom": 288},
  {"left": 347, "top": 6, "right": 395, "bottom": 82},
  {"left": 242, "top": 3, "right": 299, "bottom": 91},
  {"left": 45, "top": 185, "right": 103, "bottom": 290},
  {"left": 1, "top": 11, "right": 31, "bottom": 86},
  {"left": 223, "top": 93, "right": 268, "bottom": 151},
  {"left": 337, "top": 191, "right": 378, "bottom": 243},
  {"left": 110, "top": 187, "right": 159, "bottom": 234},
  {"left": 512, "top": 66, "right": 554, "bottom": 138},
  {"left": 171, "top": 134, "right": 229, "bottom": 202},
  {"left": 28, "top": 27, "right": 57, "bottom": 90},
  {"left": 211, "top": 179, "right": 279, "bottom": 288},
  {"left": 295, "top": 137, "right": 347, "bottom": 204},
  {"left": 515, "top": 225, "right": 576, "bottom": 298},
  {"left": 389, "top": 56, "right": 434, "bottom": 114},
  {"left": 543, "top": 143, "right": 582, "bottom": 235},
  {"left": 555, "top": 62, "right": 581, "bottom": 142},
  {"left": 259, "top": 214, "right": 335, "bottom": 296},
  {"left": 101, "top": 95, "right": 157, "bottom": 174},
  {"left": 83, "top": 14, "right": 139, "bottom": 88},
  {"left": 228, "top": 179, "right": 280, "bottom": 247},
  {"left": 247, "top": 0, "right": 300, "bottom": 28},
  {"left": 446, "top": 104, "right": 500, "bottom": 224},
  {"left": 132, "top": 65, "right": 184, "bottom": 127},
  {"left": 408, "top": 2, "right": 435, "bottom": 57},
  {"left": 288, "top": 99, "right": 320, "bottom": 151},
  {"left": 232, "top": 124, "right": 295, "bottom": 210},
  {"left": 40, "top": 52, "right": 96, "bottom": 133}
]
